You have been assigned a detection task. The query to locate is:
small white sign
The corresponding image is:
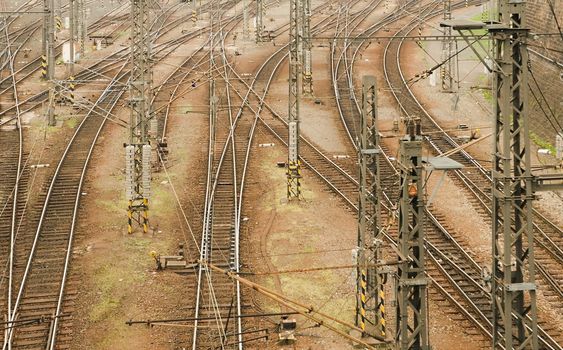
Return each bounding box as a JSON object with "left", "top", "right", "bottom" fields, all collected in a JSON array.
[
  {"left": 62, "top": 42, "right": 76, "bottom": 63},
  {"left": 429, "top": 70, "right": 436, "bottom": 87}
]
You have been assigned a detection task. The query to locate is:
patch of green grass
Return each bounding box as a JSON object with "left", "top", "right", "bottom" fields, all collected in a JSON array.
[
  {"left": 45, "top": 125, "right": 60, "bottom": 134},
  {"left": 95, "top": 198, "right": 122, "bottom": 214},
  {"left": 89, "top": 296, "right": 120, "bottom": 322},
  {"left": 65, "top": 117, "right": 78, "bottom": 128},
  {"left": 149, "top": 183, "right": 174, "bottom": 216},
  {"left": 530, "top": 133, "right": 556, "bottom": 154},
  {"left": 124, "top": 236, "right": 151, "bottom": 251},
  {"left": 89, "top": 248, "right": 147, "bottom": 322}
]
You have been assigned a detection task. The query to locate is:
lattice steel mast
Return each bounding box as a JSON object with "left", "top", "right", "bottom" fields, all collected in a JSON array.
[
  {"left": 356, "top": 76, "right": 386, "bottom": 337},
  {"left": 125, "top": 0, "right": 152, "bottom": 234},
  {"left": 242, "top": 0, "right": 249, "bottom": 40},
  {"left": 77, "top": 0, "right": 85, "bottom": 56},
  {"left": 0, "top": 11, "right": 8, "bottom": 116},
  {"left": 45, "top": 0, "right": 56, "bottom": 126},
  {"left": 301, "top": 0, "right": 312, "bottom": 95},
  {"left": 287, "top": 0, "right": 302, "bottom": 199},
  {"left": 255, "top": 0, "right": 264, "bottom": 42},
  {"left": 440, "top": 0, "right": 454, "bottom": 92},
  {"left": 491, "top": 0, "right": 538, "bottom": 347},
  {"left": 395, "top": 118, "right": 429, "bottom": 350}
]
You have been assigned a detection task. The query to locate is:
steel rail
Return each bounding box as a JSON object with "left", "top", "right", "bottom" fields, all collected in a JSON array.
[
  {"left": 46, "top": 66, "right": 129, "bottom": 350},
  {"left": 378, "top": 0, "right": 563, "bottom": 320},
  {"left": 0, "top": 0, "right": 127, "bottom": 94},
  {"left": 2, "top": 4, "right": 219, "bottom": 348},
  {"left": 2, "top": 61, "right": 128, "bottom": 350},
  {"left": 377, "top": 3, "right": 561, "bottom": 348},
  {"left": 192, "top": 15, "right": 246, "bottom": 350},
  {"left": 327, "top": 0, "right": 557, "bottom": 347},
  {"left": 1, "top": 6, "right": 24, "bottom": 349},
  {"left": 0, "top": 2, "right": 191, "bottom": 119},
  {"left": 380, "top": 0, "right": 563, "bottom": 270},
  {"left": 189, "top": 2, "right": 368, "bottom": 347},
  {"left": 331, "top": 0, "right": 513, "bottom": 345}
]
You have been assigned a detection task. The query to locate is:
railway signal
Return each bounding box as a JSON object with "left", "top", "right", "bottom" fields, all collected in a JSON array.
[
  {"left": 395, "top": 117, "right": 430, "bottom": 350},
  {"left": 125, "top": 0, "right": 153, "bottom": 234}
]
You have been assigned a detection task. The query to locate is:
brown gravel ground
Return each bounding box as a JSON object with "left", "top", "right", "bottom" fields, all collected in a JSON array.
[{"left": 50, "top": 1, "right": 562, "bottom": 350}]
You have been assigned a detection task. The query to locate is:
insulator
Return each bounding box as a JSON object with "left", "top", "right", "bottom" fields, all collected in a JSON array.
[
  {"left": 142, "top": 145, "right": 152, "bottom": 199},
  {"left": 556, "top": 133, "right": 563, "bottom": 160},
  {"left": 288, "top": 121, "right": 298, "bottom": 163},
  {"left": 125, "top": 145, "right": 135, "bottom": 200},
  {"left": 303, "top": 51, "right": 311, "bottom": 73},
  {"left": 150, "top": 118, "right": 158, "bottom": 137}
]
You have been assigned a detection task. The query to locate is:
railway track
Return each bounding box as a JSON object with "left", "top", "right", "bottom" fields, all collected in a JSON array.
[
  {"left": 378, "top": 0, "right": 563, "bottom": 342},
  {"left": 1, "top": 61, "right": 128, "bottom": 349},
  {"left": 0, "top": 1, "right": 206, "bottom": 123},
  {"left": 184, "top": 1, "right": 376, "bottom": 347},
  {"left": 324, "top": 0, "right": 563, "bottom": 347},
  {"left": 0, "top": 2, "right": 241, "bottom": 348},
  {"left": 231, "top": 0, "right": 562, "bottom": 347},
  {"left": 0, "top": 0, "right": 127, "bottom": 104}
]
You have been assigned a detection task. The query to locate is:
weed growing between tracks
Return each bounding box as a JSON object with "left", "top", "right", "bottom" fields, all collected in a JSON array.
[{"left": 244, "top": 131, "right": 358, "bottom": 348}]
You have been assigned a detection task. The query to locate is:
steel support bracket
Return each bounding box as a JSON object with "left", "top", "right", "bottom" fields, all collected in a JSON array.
[
  {"left": 531, "top": 174, "right": 563, "bottom": 192},
  {"left": 398, "top": 278, "right": 428, "bottom": 287},
  {"left": 360, "top": 148, "right": 380, "bottom": 155},
  {"left": 507, "top": 283, "right": 536, "bottom": 292}
]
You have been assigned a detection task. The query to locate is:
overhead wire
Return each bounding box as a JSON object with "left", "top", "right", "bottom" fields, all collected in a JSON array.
[
  {"left": 545, "top": 0, "right": 563, "bottom": 43},
  {"left": 527, "top": 62, "right": 563, "bottom": 135}
]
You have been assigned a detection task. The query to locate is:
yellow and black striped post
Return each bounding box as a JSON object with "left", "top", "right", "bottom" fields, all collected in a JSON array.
[
  {"left": 127, "top": 200, "right": 133, "bottom": 234},
  {"left": 359, "top": 269, "right": 367, "bottom": 333},
  {"left": 191, "top": 10, "right": 197, "bottom": 23},
  {"left": 378, "top": 283, "right": 386, "bottom": 337},
  {"left": 41, "top": 55, "right": 48, "bottom": 80},
  {"left": 56, "top": 16, "right": 62, "bottom": 31},
  {"left": 142, "top": 198, "right": 149, "bottom": 234},
  {"left": 286, "top": 160, "right": 302, "bottom": 199},
  {"left": 69, "top": 75, "right": 75, "bottom": 104}
]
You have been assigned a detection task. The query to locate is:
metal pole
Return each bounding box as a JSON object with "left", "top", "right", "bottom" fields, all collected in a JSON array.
[
  {"left": 395, "top": 118, "right": 429, "bottom": 350},
  {"left": 255, "top": 0, "right": 263, "bottom": 42},
  {"left": 68, "top": 0, "right": 74, "bottom": 75},
  {"left": 125, "top": 0, "right": 152, "bottom": 234},
  {"left": 440, "top": 0, "right": 454, "bottom": 92},
  {"left": 287, "top": 0, "right": 302, "bottom": 199},
  {"left": 0, "top": 12, "right": 7, "bottom": 115},
  {"left": 302, "top": 0, "right": 312, "bottom": 95},
  {"left": 491, "top": 0, "right": 538, "bottom": 347},
  {"left": 242, "top": 0, "right": 248, "bottom": 40},
  {"left": 46, "top": 0, "right": 56, "bottom": 126},
  {"left": 357, "top": 76, "right": 385, "bottom": 337},
  {"left": 78, "top": 0, "right": 85, "bottom": 56}
]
